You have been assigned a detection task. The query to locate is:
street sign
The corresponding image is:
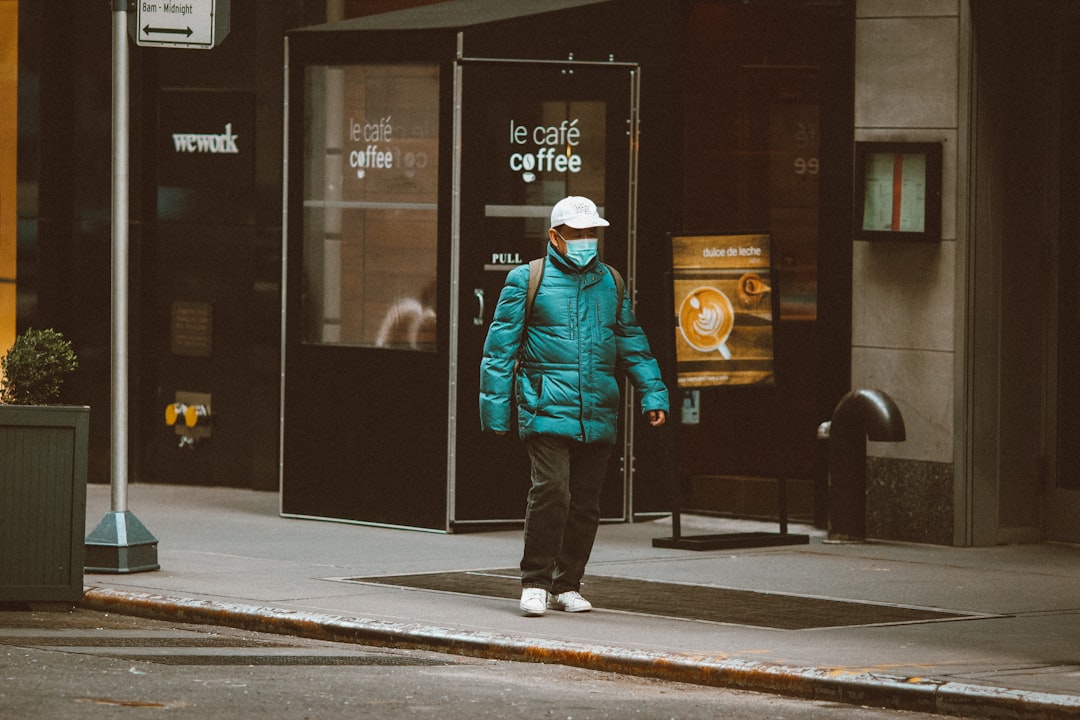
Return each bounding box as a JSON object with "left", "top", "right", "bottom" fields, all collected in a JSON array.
[{"left": 134, "top": 0, "right": 230, "bottom": 49}]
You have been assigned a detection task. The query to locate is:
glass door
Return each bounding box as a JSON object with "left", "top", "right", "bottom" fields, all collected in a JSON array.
[
  {"left": 450, "top": 60, "right": 639, "bottom": 527},
  {"left": 281, "top": 62, "right": 449, "bottom": 530}
]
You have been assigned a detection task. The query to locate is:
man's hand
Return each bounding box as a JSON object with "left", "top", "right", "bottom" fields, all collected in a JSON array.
[{"left": 646, "top": 409, "right": 667, "bottom": 427}]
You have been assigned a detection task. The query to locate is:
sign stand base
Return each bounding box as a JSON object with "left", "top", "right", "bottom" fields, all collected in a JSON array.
[
  {"left": 653, "top": 475, "right": 808, "bottom": 551},
  {"left": 653, "top": 529, "right": 809, "bottom": 551},
  {"left": 652, "top": 470, "right": 810, "bottom": 550}
]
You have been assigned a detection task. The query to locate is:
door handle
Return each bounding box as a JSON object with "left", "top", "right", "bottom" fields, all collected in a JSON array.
[{"left": 473, "top": 288, "right": 485, "bottom": 325}]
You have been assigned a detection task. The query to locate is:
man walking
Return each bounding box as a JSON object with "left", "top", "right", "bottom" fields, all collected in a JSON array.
[{"left": 480, "top": 196, "right": 669, "bottom": 616}]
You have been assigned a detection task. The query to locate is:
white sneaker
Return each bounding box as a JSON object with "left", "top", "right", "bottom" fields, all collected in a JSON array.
[
  {"left": 519, "top": 587, "right": 548, "bottom": 616},
  {"left": 548, "top": 590, "right": 592, "bottom": 613}
]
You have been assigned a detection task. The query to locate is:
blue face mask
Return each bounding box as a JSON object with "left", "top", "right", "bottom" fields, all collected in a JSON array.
[{"left": 562, "top": 237, "right": 599, "bottom": 268}]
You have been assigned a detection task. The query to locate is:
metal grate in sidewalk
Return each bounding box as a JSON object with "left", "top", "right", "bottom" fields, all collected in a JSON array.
[{"left": 342, "top": 569, "right": 973, "bottom": 629}]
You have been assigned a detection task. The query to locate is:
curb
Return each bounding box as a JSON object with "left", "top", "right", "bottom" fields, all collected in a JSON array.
[{"left": 82, "top": 587, "right": 1080, "bottom": 720}]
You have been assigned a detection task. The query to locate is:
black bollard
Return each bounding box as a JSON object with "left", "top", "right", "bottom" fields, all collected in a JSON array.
[{"left": 825, "top": 389, "right": 906, "bottom": 542}]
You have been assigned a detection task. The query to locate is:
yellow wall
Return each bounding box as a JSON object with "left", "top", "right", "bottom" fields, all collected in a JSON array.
[{"left": 0, "top": 0, "right": 16, "bottom": 357}]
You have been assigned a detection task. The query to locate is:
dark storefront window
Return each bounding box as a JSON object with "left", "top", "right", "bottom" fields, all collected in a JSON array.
[
  {"left": 302, "top": 64, "right": 440, "bottom": 350},
  {"left": 1058, "top": 10, "right": 1080, "bottom": 490},
  {"left": 684, "top": 8, "right": 821, "bottom": 321},
  {"left": 678, "top": 3, "right": 835, "bottom": 515}
]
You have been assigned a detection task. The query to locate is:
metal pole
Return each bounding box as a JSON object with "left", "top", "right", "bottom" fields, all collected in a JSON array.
[
  {"left": 84, "top": 2, "right": 159, "bottom": 573},
  {"left": 111, "top": 2, "right": 129, "bottom": 514}
]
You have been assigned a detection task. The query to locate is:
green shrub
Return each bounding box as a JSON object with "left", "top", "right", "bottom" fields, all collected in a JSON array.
[{"left": 0, "top": 328, "right": 79, "bottom": 405}]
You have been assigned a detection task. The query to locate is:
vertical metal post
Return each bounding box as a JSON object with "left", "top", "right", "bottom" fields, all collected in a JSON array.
[
  {"left": 85, "top": 2, "right": 159, "bottom": 573},
  {"left": 111, "top": 3, "right": 129, "bottom": 515},
  {"left": 278, "top": 36, "right": 289, "bottom": 504},
  {"left": 445, "top": 33, "right": 465, "bottom": 530},
  {"left": 623, "top": 65, "right": 641, "bottom": 521}
]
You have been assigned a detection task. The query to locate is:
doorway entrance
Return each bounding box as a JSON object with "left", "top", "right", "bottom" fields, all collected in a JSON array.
[
  {"left": 969, "top": 0, "right": 1080, "bottom": 544},
  {"left": 1051, "top": 4, "right": 1080, "bottom": 542},
  {"left": 450, "top": 59, "right": 639, "bottom": 527}
]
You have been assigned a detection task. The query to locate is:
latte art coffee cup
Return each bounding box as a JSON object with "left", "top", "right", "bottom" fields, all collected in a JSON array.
[{"left": 678, "top": 286, "right": 734, "bottom": 357}]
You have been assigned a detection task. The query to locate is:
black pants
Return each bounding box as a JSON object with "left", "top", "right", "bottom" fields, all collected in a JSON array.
[{"left": 520, "top": 434, "right": 613, "bottom": 594}]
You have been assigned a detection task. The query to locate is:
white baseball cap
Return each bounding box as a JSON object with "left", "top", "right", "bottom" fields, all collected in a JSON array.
[{"left": 550, "top": 196, "right": 610, "bottom": 229}]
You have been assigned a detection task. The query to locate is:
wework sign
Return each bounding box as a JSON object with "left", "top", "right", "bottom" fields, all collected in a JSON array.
[{"left": 158, "top": 90, "right": 254, "bottom": 188}]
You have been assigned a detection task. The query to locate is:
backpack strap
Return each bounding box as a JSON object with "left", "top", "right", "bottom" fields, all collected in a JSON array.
[
  {"left": 516, "top": 259, "right": 546, "bottom": 376},
  {"left": 524, "top": 257, "right": 545, "bottom": 327},
  {"left": 605, "top": 264, "right": 625, "bottom": 305}
]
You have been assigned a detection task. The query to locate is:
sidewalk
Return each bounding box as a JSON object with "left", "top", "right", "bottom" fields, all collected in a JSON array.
[{"left": 80, "top": 483, "right": 1080, "bottom": 719}]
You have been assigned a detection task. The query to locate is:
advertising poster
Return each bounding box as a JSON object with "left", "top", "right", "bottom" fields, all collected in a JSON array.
[{"left": 672, "top": 233, "right": 775, "bottom": 388}]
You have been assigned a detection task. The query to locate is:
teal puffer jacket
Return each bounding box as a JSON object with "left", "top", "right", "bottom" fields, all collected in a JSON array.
[{"left": 480, "top": 244, "right": 669, "bottom": 444}]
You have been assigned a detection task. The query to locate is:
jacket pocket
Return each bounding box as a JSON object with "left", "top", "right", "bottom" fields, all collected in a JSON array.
[{"left": 519, "top": 370, "right": 544, "bottom": 410}]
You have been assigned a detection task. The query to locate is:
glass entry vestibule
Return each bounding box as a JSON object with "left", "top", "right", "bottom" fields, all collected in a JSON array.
[{"left": 280, "top": 3, "right": 665, "bottom": 531}]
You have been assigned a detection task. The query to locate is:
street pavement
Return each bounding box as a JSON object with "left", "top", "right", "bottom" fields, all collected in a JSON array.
[{"left": 78, "top": 483, "right": 1080, "bottom": 719}]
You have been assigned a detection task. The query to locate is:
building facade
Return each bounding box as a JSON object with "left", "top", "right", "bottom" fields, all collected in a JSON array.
[
  {"left": 854, "top": 1, "right": 1079, "bottom": 545},
  {"left": 4, "top": 0, "right": 1077, "bottom": 544}
]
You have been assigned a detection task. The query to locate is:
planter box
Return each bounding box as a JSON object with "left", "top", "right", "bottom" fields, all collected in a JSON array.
[{"left": 0, "top": 405, "right": 89, "bottom": 602}]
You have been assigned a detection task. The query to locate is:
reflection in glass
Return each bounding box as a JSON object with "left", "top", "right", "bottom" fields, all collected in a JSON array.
[
  {"left": 374, "top": 283, "right": 437, "bottom": 350},
  {"left": 302, "top": 64, "right": 440, "bottom": 350}
]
